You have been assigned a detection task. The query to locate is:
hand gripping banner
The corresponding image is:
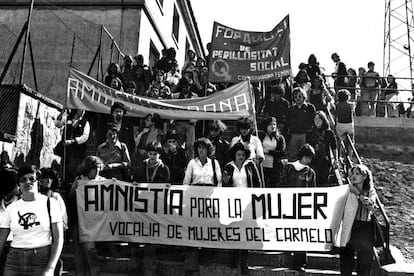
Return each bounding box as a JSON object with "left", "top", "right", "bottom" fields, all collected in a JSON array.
[
  {"left": 67, "top": 68, "right": 253, "bottom": 120},
  {"left": 208, "top": 15, "right": 291, "bottom": 83},
  {"left": 76, "top": 180, "right": 350, "bottom": 251}
]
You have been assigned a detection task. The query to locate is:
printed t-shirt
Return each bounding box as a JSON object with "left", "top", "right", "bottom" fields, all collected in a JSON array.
[{"left": 0, "top": 194, "right": 62, "bottom": 248}]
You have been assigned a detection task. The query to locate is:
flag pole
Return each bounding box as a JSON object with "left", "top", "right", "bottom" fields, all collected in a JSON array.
[{"left": 247, "top": 79, "right": 264, "bottom": 188}]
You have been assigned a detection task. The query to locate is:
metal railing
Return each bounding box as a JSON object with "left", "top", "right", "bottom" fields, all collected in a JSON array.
[{"left": 326, "top": 107, "right": 394, "bottom": 266}]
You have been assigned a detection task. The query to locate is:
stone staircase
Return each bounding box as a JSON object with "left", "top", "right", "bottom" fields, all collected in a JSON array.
[{"left": 60, "top": 242, "right": 414, "bottom": 275}]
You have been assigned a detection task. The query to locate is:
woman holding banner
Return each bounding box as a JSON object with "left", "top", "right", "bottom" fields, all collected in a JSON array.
[
  {"left": 223, "top": 142, "right": 262, "bottom": 275},
  {"left": 69, "top": 156, "right": 105, "bottom": 276},
  {"left": 339, "top": 164, "right": 377, "bottom": 276},
  {"left": 183, "top": 137, "right": 222, "bottom": 275}
]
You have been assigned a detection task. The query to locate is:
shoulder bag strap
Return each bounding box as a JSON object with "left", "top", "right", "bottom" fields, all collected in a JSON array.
[{"left": 212, "top": 158, "right": 218, "bottom": 186}]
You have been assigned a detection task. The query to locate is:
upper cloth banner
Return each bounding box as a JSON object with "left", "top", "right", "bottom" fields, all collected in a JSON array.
[
  {"left": 67, "top": 68, "right": 253, "bottom": 120},
  {"left": 76, "top": 180, "right": 349, "bottom": 251},
  {"left": 208, "top": 15, "right": 291, "bottom": 83}
]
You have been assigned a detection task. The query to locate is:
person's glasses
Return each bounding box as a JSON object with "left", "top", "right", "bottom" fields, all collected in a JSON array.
[
  {"left": 294, "top": 95, "right": 304, "bottom": 99},
  {"left": 19, "top": 176, "right": 37, "bottom": 183}
]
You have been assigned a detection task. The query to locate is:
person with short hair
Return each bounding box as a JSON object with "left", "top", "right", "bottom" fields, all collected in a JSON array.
[
  {"left": 335, "top": 89, "right": 355, "bottom": 159},
  {"left": 331, "top": 53, "right": 347, "bottom": 92},
  {"left": 133, "top": 141, "right": 170, "bottom": 183},
  {"left": 262, "top": 84, "right": 290, "bottom": 133},
  {"left": 132, "top": 113, "right": 165, "bottom": 177},
  {"left": 147, "top": 69, "right": 169, "bottom": 98},
  {"left": 39, "top": 168, "right": 67, "bottom": 275},
  {"left": 96, "top": 123, "right": 131, "bottom": 181},
  {"left": 280, "top": 144, "right": 316, "bottom": 271},
  {"left": 230, "top": 118, "right": 265, "bottom": 166},
  {"left": 222, "top": 142, "right": 261, "bottom": 275},
  {"left": 133, "top": 55, "right": 152, "bottom": 96},
  {"left": 70, "top": 156, "right": 105, "bottom": 276},
  {"left": 339, "top": 164, "right": 377, "bottom": 276},
  {"left": 172, "top": 79, "right": 198, "bottom": 159},
  {"left": 39, "top": 168, "right": 68, "bottom": 231},
  {"left": 124, "top": 80, "right": 137, "bottom": 95},
  {"left": 0, "top": 165, "right": 64, "bottom": 276},
  {"left": 207, "top": 120, "right": 229, "bottom": 170},
  {"left": 96, "top": 101, "right": 135, "bottom": 157},
  {"left": 223, "top": 142, "right": 262, "bottom": 188},
  {"left": 285, "top": 87, "right": 316, "bottom": 161},
  {"left": 360, "top": 61, "right": 380, "bottom": 116},
  {"left": 293, "top": 69, "right": 311, "bottom": 100},
  {"left": 385, "top": 74, "right": 399, "bottom": 117},
  {"left": 164, "top": 59, "right": 181, "bottom": 91},
  {"left": 183, "top": 138, "right": 222, "bottom": 186},
  {"left": 160, "top": 130, "right": 188, "bottom": 184}
]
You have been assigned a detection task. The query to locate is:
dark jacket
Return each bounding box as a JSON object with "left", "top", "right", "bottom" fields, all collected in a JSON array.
[
  {"left": 286, "top": 103, "right": 316, "bottom": 134},
  {"left": 160, "top": 148, "right": 188, "bottom": 184},
  {"left": 134, "top": 160, "right": 170, "bottom": 183},
  {"left": 222, "top": 160, "right": 262, "bottom": 188},
  {"left": 280, "top": 162, "right": 316, "bottom": 188},
  {"left": 306, "top": 128, "right": 336, "bottom": 165},
  {"left": 208, "top": 136, "right": 229, "bottom": 170},
  {"left": 262, "top": 98, "right": 290, "bottom": 128}
]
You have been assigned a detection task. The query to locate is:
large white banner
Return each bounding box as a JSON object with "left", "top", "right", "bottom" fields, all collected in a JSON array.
[{"left": 76, "top": 180, "right": 349, "bottom": 251}]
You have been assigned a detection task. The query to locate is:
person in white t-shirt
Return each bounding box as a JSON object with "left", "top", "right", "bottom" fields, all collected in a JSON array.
[{"left": 0, "top": 165, "right": 63, "bottom": 276}]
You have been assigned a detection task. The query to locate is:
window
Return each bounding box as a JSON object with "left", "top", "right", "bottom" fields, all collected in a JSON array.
[
  {"left": 172, "top": 5, "right": 180, "bottom": 43},
  {"left": 185, "top": 38, "right": 190, "bottom": 58},
  {"left": 149, "top": 40, "right": 160, "bottom": 71}
]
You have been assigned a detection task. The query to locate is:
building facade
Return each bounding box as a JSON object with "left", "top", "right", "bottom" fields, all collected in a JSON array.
[{"left": 0, "top": 0, "right": 205, "bottom": 103}]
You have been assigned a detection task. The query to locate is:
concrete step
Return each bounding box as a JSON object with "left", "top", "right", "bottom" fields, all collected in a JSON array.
[
  {"left": 60, "top": 243, "right": 414, "bottom": 275},
  {"left": 248, "top": 251, "right": 340, "bottom": 271}
]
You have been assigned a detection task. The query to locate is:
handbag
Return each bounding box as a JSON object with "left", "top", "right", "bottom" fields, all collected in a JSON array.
[
  {"left": 371, "top": 214, "right": 395, "bottom": 266},
  {"left": 53, "top": 141, "right": 64, "bottom": 158}
]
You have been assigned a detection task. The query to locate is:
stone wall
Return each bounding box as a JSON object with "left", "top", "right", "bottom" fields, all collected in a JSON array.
[{"left": 354, "top": 117, "right": 414, "bottom": 163}]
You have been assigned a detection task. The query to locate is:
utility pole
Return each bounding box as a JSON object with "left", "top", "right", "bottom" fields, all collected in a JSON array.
[{"left": 383, "top": 0, "right": 414, "bottom": 93}]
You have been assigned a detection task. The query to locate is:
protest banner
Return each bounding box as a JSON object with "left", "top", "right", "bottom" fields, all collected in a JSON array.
[
  {"left": 76, "top": 180, "right": 349, "bottom": 251},
  {"left": 66, "top": 68, "right": 253, "bottom": 120},
  {"left": 208, "top": 15, "right": 291, "bottom": 83}
]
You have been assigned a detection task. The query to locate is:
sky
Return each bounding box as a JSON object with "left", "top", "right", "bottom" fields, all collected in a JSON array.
[{"left": 192, "top": 0, "right": 385, "bottom": 80}]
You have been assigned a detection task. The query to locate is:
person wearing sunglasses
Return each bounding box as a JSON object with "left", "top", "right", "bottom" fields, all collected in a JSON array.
[{"left": 0, "top": 165, "right": 63, "bottom": 276}]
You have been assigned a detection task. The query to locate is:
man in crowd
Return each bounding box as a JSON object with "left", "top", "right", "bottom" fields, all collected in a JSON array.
[
  {"left": 96, "top": 123, "right": 131, "bottom": 181},
  {"left": 331, "top": 52, "right": 347, "bottom": 92},
  {"left": 285, "top": 87, "right": 316, "bottom": 161},
  {"left": 96, "top": 102, "right": 135, "bottom": 157},
  {"left": 361, "top": 61, "right": 380, "bottom": 116}
]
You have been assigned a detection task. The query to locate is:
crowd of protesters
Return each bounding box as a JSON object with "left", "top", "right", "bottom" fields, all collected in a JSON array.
[{"left": 0, "top": 50, "right": 383, "bottom": 276}]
